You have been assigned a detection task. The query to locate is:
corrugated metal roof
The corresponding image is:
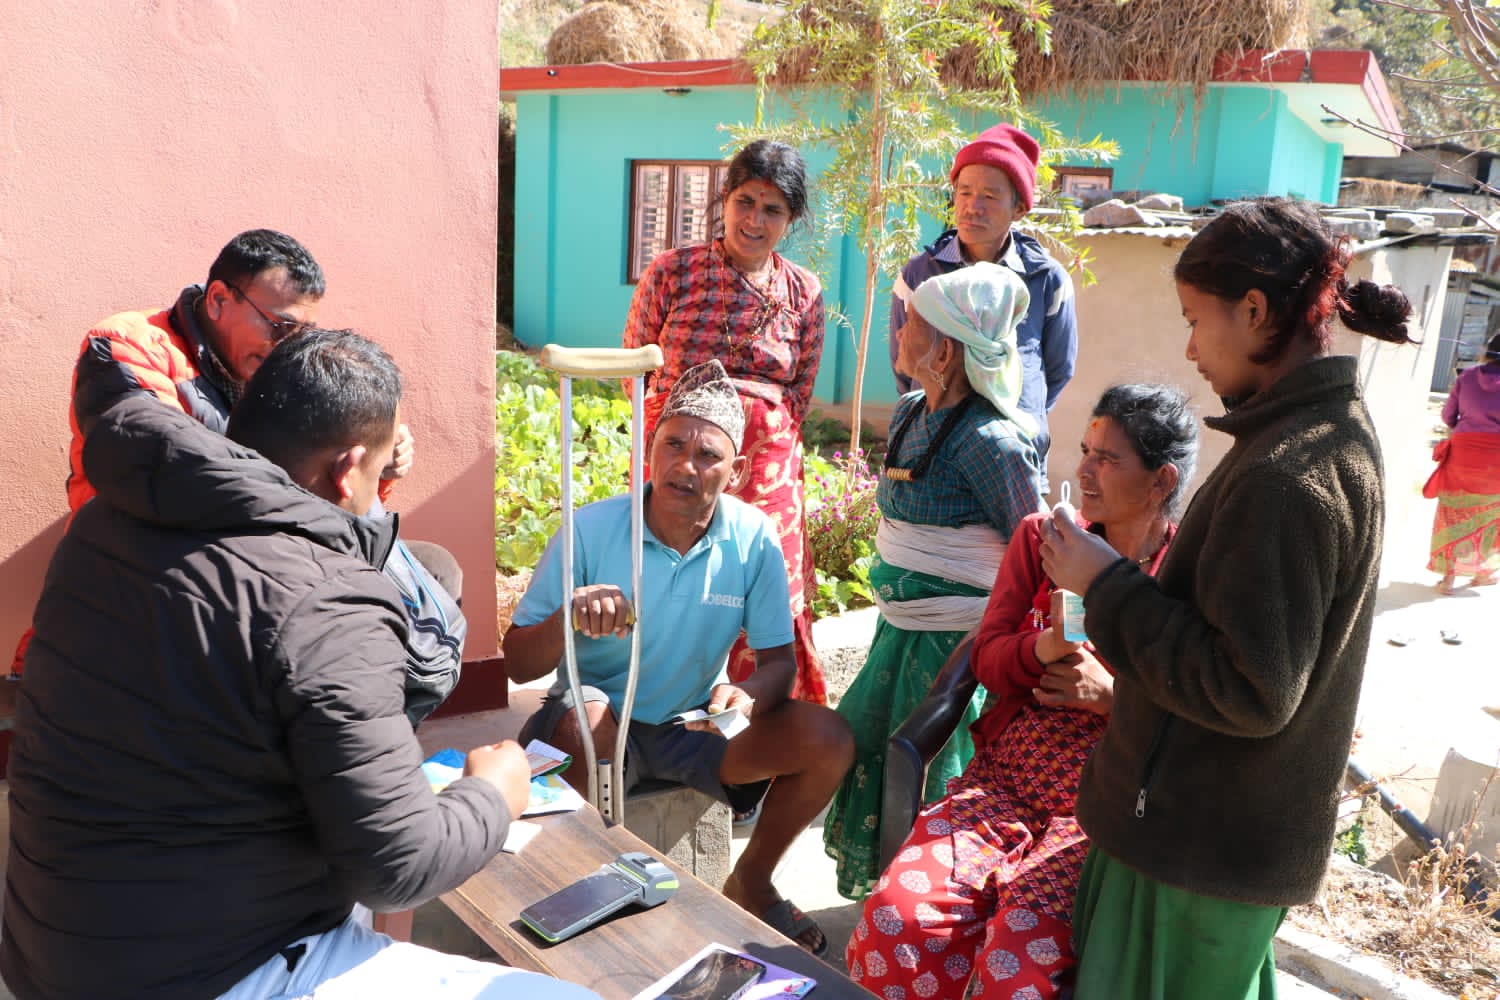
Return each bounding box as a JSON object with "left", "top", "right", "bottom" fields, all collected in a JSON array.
[{"left": 1078, "top": 226, "right": 1196, "bottom": 239}]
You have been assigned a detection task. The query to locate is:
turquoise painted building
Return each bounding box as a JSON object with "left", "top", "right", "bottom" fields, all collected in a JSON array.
[{"left": 502, "top": 50, "right": 1399, "bottom": 405}]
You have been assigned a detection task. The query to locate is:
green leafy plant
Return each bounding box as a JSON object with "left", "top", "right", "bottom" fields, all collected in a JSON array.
[
  {"left": 1332, "top": 819, "right": 1369, "bottom": 867},
  {"left": 494, "top": 351, "right": 634, "bottom": 571},
  {"left": 805, "top": 448, "right": 880, "bottom": 618}
]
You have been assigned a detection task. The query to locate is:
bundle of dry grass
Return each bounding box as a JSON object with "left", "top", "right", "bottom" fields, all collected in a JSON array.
[
  {"left": 546, "top": 2, "right": 661, "bottom": 64},
  {"left": 767, "top": 0, "right": 1309, "bottom": 97},
  {"left": 1016, "top": 0, "right": 1307, "bottom": 97},
  {"left": 1340, "top": 177, "right": 1431, "bottom": 210},
  {"left": 1289, "top": 788, "right": 1500, "bottom": 998},
  {"left": 544, "top": 0, "right": 742, "bottom": 65}
]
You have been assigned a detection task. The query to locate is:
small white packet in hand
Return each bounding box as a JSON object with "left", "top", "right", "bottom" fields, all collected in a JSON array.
[{"left": 672, "top": 703, "right": 752, "bottom": 740}]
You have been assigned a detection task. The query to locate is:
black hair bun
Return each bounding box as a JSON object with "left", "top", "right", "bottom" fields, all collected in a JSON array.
[{"left": 1341, "top": 279, "right": 1412, "bottom": 341}]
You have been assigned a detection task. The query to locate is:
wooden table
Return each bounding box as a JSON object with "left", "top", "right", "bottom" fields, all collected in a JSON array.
[{"left": 441, "top": 805, "right": 873, "bottom": 999}]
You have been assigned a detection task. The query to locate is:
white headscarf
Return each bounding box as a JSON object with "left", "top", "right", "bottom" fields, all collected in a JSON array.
[{"left": 910, "top": 261, "right": 1037, "bottom": 437}]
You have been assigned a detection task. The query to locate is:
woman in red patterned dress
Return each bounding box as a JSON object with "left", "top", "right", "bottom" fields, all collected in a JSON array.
[
  {"left": 623, "top": 140, "right": 827, "bottom": 704},
  {"left": 846, "top": 384, "right": 1198, "bottom": 1000}
]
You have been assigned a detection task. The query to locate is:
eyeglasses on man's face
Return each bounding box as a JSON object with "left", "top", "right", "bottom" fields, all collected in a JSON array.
[{"left": 225, "top": 282, "right": 313, "bottom": 342}]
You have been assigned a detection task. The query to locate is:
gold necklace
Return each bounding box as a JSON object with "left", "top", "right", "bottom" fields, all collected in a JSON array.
[
  {"left": 882, "top": 394, "right": 977, "bottom": 482},
  {"left": 718, "top": 248, "right": 781, "bottom": 353},
  {"left": 1134, "top": 531, "right": 1169, "bottom": 567}
]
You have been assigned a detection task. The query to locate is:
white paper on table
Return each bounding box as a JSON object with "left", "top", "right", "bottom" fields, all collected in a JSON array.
[{"left": 500, "top": 819, "right": 543, "bottom": 854}]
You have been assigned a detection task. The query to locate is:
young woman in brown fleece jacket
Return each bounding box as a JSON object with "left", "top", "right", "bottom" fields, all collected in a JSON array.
[{"left": 1039, "top": 198, "right": 1415, "bottom": 1000}]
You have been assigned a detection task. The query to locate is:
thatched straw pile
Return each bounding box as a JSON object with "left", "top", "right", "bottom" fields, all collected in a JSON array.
[
  {"left": 767, "top": 0, "right": 1309, "bottom": 97},
  {"left": 545, "top": 0, "right": 1309, "bottom": 97},
  {"left": 1008, "top": 0, "right": 1308, "bottom": 96},
  {"left": 546, "top": 0, "right": 744, "bottom": 64}
]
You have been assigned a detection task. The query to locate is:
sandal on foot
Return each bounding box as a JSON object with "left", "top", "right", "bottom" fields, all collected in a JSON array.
[
  {"left": 1472, "top": 572, "right": 1498, "bottom": 588},
  {"left": 1441, "top": 629, "right": 1463, "bottom": 645},
  {"left": 759, "top": 898, "right": 828, "bottom": 958},
  {"left": 732, "top": 802, "right": 761, "bottom": 829}
]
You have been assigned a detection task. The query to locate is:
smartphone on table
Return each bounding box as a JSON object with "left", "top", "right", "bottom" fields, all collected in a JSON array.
[
  {"left": 519, "top": 868, "right": 642, "bottom": 943},
  {"left": 656, "top": 949, "right": 766, "bottom": 1000}
]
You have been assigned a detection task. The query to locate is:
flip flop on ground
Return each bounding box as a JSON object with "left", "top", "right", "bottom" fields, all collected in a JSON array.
[
  {"left": 759, "top": 898, "right": 828, "bottom": 958},
  {"left": 1441, "top": 629, "right": 1463, "bottom": 645}
]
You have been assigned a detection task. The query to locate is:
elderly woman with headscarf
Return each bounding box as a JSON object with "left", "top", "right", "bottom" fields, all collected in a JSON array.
[{"left": 823, "top": 262, "right": 1044, "bottom": 900}]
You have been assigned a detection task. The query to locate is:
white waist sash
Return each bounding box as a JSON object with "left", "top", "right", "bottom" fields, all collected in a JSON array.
[{"left": 873, "top": 518, "right": 1006, "bottom": 632}]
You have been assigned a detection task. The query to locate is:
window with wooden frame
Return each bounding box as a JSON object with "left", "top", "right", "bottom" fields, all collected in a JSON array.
[
  {"left": 1055, "top": 166, "right": 1114, "bottom": 204},
  {"left": 628, "top": 159, "right": 728, "bottom": 282}
]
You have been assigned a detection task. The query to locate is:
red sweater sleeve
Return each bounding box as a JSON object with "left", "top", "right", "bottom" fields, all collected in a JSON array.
[{"left": 969, "top": 513, "right": 1052, "bottom": 746}]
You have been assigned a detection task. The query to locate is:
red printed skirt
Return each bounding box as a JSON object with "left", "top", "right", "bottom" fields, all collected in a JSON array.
[{"left": 848, "top": 703, "right": 1106, "bottom": 999}]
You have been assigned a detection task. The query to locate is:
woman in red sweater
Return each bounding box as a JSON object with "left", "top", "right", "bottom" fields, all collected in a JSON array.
[{"left": 846, "top": 384, "right": 1198, "bottom": 1000}]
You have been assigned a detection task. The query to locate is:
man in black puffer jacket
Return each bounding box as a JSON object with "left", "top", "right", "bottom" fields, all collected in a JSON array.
[{"left": 2, "top": 331, "right": 595, "bottom": 1000}]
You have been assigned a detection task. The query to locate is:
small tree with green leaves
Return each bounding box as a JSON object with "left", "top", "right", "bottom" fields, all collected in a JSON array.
[{"left": 728, "top": 0, "right": 1115, "bottom": 462}]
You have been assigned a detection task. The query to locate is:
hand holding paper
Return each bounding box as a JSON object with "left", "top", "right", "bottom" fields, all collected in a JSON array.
[{"left": 673, "top": 700, "right": 753, "bottom": 740}]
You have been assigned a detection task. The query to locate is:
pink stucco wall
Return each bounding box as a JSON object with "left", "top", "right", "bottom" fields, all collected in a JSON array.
[{"left": 0, "top": 3, "right": 500, "bottom": 661}]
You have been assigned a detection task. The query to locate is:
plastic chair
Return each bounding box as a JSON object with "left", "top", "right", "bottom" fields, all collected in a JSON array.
[{"left": 878, "top": 628, "right": 979, "bottom": 872}]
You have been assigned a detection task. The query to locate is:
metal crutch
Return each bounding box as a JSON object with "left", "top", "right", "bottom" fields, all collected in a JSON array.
[{"left": 537, "top": 344, "right": 663, "bottom": 826}]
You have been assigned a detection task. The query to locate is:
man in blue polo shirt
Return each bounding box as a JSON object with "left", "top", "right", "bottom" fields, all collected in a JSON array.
[{"left": 504, "top": 361, "right": 854, "bottom": 958}]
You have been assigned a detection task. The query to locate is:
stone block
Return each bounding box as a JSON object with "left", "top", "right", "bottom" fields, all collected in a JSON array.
[
  {"left": 1083, "top": 199, "right": 1159, "bottom": 228},
  {"left": 1424, "top": 207, "right": 1471, "bottom": 228},
  {"left": 1427, "top": 732, "right": 1500, "bottom": 858},
  {"left": 1383, "top": 213, "right": 1436, "bottom": 235},
  {"left": 622, "top": 781, "right": 733, "bottom": 888},
  {"left": 1135, "top": 193, "right": 1183, "bottom": 212},
  {"left": 1324, "top": 217, "right": 1382, "bottom": 240}
]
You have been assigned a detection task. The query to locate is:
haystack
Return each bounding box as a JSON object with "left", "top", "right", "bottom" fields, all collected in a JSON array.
[
  {"left": 769, "top": 0, "right": 1309, "bottom": 97},
  {"left": 546, "top": 2, "right": 663, "bottom": 64},
  {"left": 544, "top": 0, "right": 1308, "bottom": 98},
  {"left": 1008, "top": 0, "right": 1309, "bottom": 97},
  {"left": 545, "top": 0, "right": 740, "bottom": 65}
]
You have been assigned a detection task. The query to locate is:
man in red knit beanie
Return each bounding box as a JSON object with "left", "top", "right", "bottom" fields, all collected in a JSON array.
[{"left": 889, "top": 122, "right": 1077, "bottom": 492}]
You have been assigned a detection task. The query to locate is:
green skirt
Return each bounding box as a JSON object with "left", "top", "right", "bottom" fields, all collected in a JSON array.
[
  {"left": 821, "top": 557, "right": 987, "bottom": 900},
  {"left": 1072, "top": 848, "right": 1286, "bottom": 1000}
]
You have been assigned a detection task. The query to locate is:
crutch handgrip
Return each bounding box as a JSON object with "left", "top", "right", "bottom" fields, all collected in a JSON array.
[{"left": 539, "top": 344, "right": 664, "bottom": 379}]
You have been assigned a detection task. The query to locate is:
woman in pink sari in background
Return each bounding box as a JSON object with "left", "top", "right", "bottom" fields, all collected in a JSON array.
[{"left": 1427, "top": 330, "right": 1500, "bottom": 594}]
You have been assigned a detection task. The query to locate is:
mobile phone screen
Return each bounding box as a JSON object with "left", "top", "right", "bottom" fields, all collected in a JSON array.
[
  {"left": 658, "top": 950, "right": 766, "bottom": 1000},
  {"left": 522, "top": 869, "right": 639, "bottom": 936}
]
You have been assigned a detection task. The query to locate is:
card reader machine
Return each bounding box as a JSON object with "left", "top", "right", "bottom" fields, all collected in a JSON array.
[{"left": 519, "top": 851, "right": 678, "bottom": 944}]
